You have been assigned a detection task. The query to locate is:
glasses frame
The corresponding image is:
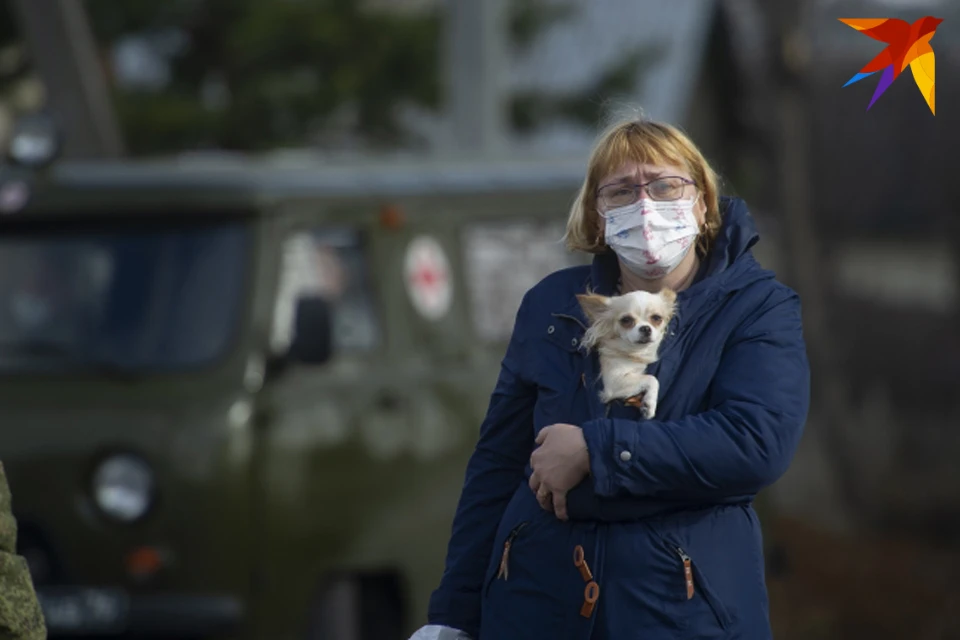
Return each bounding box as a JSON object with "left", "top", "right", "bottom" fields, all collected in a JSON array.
[{"left": 596, "top": 176, "right": 697, "bottom": 214}]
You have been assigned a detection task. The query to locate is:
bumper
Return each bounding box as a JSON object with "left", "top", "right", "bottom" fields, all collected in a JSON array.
[{"left": 37, "top": 586, "right": 243, "bottom": 637}]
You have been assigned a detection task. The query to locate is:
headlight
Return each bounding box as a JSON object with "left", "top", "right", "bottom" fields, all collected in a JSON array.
[
  {"left": 91, "top": 454, "right": 155, "bottom": 523},
  {"left": 7, "top": 112, "right": 62, "bottom": 169}
]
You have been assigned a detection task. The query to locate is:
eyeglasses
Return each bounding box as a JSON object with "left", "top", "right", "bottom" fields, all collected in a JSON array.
[{"left": 596, "top": 176, "right": 696, "bottom": 212}]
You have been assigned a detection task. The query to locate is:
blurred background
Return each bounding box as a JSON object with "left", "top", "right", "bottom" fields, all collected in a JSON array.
[{"left": 0, "top": 0, "right": 958, "bottom": 638}]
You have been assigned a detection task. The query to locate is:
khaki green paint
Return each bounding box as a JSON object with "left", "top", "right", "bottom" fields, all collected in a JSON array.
[{"left": 0, "top": 156, "right": 588, "bottom": 639}]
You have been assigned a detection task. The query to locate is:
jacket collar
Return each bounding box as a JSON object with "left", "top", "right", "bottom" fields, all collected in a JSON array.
[{"left": 555, "top": 196, "right": 771, "bottom": 331}]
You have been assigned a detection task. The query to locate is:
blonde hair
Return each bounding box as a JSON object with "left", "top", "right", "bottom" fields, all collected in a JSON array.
[{"left": 564, "top": 116, "right": 722, "bottom": 256}]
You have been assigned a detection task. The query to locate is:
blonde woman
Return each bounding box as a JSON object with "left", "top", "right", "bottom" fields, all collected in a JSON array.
[{"left": 414, "top": 117, "right": 810, "bottom": 640}]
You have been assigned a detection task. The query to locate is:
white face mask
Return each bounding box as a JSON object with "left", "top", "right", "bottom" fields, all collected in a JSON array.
[{"left": 603, "top": 196, "right": 700, "bottom": 279}]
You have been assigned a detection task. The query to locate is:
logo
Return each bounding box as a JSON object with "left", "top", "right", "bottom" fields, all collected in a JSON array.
[{"left": 839, "top": 17, "right": 941, "bottom": 115}]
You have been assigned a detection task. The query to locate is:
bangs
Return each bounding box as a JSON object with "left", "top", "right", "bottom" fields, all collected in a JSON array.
[
  {"left": 589, "top": 123, "right": 692, "bottom": 188},
  {"left": 564, "top": 116, "right": 722, "bottom": 256}
]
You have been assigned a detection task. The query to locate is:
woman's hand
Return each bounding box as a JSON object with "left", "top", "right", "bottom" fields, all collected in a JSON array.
[{"left": 528, "top": 424, "right": 590, "bottom": 521}]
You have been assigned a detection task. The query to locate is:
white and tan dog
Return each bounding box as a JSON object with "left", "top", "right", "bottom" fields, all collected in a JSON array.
[{"left": 576, "top": 288, "right": 677, "bottom": 418}]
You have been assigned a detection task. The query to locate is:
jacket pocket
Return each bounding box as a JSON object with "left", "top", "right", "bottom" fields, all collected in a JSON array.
[
  {"left": 482, "top": 520, "right": 530, "bottom": 598},
  {"left": 670, "top": 544, "right": 733, "bottom": 631},
  {"left": 533, "top": 319, "right": 586, "bottom": 427},
  {"left": 478, "top": 512, "right": 569, "bottom": 639}
]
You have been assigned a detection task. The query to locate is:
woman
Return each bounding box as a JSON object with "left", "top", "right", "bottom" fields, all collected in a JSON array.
[{"left": 412, "top": 117, "right": 810, "bottom": 639}]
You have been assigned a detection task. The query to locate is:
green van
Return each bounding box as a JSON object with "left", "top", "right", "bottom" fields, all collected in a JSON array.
[{"left": 0, "top": 152, "right": 586, "bottom": 639}]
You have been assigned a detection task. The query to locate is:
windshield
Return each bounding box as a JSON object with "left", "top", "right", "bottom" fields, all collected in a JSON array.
[{"left": 0, "top": 217, "right": 250, "bottom": 374}]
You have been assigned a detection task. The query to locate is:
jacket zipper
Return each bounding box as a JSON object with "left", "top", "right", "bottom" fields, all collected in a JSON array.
[
  {"left": 674, "top": 546, "right": 730, "bottom": 629},
  {"left": 676, "top": 547, "right": 695, "bottom": 599},
  {"left": 496, "top": 521, "right": 528, "bottom": 581}
]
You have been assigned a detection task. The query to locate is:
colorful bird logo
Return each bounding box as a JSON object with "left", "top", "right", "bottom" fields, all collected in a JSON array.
[{"left": 839, "top": 16, "right": 941, "bottom": 115}]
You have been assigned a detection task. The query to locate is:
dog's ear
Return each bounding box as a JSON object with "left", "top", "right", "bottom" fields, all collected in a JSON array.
[
  {"left": 576, "top": 293, "right": 610, "bottom": 322},
  {"left": 658, "top": 288, "right": 678, "bottom": 306}
]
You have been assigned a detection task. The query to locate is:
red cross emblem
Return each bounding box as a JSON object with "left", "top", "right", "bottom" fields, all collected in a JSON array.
[{"left": 404, "top": 236, "right": 452, "bottom": 320}]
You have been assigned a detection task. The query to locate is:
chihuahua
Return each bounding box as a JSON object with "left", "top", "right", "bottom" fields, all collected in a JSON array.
[{"left": 576, "top": 288, "right": 677, "bottom": 418}]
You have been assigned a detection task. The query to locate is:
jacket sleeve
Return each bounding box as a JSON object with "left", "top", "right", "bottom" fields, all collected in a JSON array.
[
  {"left": 582, "top": 288, "right": 810, "bottom": 501},
  {"left": 427, "top": 293, "right": 536, "bottom": 639},
  {"left": 0, "top": 462, "right": 47, "bottom": 640}
]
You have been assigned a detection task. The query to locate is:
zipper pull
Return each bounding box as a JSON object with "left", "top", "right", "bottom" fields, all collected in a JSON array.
[
  {"left": 497, "top": 541, "right": 512, "bottom": 580},
  {"left": 676, "top": 547, "right": 695, "bottom": 600},
  {"left": 497, "top": 522, "right": 528, "bottom": 581}
]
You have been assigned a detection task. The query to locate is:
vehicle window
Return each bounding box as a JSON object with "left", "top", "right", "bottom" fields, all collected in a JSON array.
[
  {"left": 271, "top": 227, "right": 380, "bottom": 356},
  {"left": 0, "top": 218, "right": 250, "bottom": 373},
  {"left": 462, "top": 220, "right": 586, "bottom": 343}
]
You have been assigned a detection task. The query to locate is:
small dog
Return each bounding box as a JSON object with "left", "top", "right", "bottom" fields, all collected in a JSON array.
[{"left": 576, "top": 288, "right": 677, "bottom": 418}]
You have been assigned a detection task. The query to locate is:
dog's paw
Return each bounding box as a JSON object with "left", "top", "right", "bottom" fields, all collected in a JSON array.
[
  {"left": 633, "top": 380, "right": 658, "bottom": 419},
  {"left": 638, "top": 398, "right": 656, "bottom": 420}
]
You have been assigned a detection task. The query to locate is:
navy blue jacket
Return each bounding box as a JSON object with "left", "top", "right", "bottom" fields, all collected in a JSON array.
[{"left": 428, "top": 197, "right": 810, "bottom": 639}]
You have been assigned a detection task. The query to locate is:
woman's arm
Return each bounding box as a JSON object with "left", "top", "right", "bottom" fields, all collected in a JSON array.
[
  {"left": 0, "top": 462, "right": 47, "bottom": 640},
  {"left": 582, "top": 287, "right": 810, "bottom": 501},
  {"left": 425, "top": 294, "right": 537, "bottom": 639}
]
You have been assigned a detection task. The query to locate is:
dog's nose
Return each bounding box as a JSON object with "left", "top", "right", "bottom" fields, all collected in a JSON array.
[{"left": 639, "top": 325, "right": 652, "bottom": 337}]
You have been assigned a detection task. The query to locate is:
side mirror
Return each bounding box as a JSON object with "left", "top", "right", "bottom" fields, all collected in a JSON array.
[{"left": 288, "top": 296, "right": 334, "bottom": 365}]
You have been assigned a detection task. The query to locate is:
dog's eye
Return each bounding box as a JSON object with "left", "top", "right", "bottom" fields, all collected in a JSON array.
[
  {"left": 619, "top": 315, "right": 635, "bottom": 328},
  {"left": 650, "top": 314, "right": 663, "bottom": 324}
]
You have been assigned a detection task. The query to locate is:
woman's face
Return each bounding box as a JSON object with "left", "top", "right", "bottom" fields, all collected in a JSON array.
[{"left": 595, "top": 161, "right": 706, "bottom": 238}]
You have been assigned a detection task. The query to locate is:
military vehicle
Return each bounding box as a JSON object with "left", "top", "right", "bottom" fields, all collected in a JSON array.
[{"left": 0, "top": 117, "right": 589, "bottom": 639}]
